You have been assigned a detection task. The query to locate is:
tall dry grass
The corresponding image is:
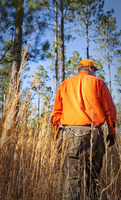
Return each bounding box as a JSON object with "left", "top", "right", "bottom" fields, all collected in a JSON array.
[
  {"left": 1, "top": 98, "right": 65, "bottom": 200},
  {"left": 0, "top": 48, "right": 66, "bottom": 200},
  {"left": 100, "top": 127, "right": 121, "bottom": 200},
  {"left": 0, "top": 48, "right": 121, "bottom": 199}
]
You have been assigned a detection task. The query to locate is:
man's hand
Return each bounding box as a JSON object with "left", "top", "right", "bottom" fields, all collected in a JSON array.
[{"left": 106, "top": 133, "right": 115, "bottom": 147}]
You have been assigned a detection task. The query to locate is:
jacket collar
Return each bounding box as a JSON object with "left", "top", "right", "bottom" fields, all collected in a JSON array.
[{"left": 78, "top": 71, "right": 89, "bottom": 75}]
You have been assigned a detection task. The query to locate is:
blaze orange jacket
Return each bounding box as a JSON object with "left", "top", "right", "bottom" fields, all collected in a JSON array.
[{"left": 51, "top": 71, "right": 116, "bottom": 134}]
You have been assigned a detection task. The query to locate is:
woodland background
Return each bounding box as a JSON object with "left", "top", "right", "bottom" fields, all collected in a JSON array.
[{"left": 0, "top": 0, "right": 121, "bottom": 199}]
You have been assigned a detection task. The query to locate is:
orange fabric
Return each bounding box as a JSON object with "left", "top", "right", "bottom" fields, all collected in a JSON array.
[
  {"left": 78, "top": 59, "right": 95, "bottom": 68},
  {"left": 51, "top": 71, "right": 116, "bottom": 134}
]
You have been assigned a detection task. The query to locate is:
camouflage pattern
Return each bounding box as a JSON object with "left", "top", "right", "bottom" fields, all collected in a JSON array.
[{"left": 62, "top": 125, "right": 105, "bottom": 200}]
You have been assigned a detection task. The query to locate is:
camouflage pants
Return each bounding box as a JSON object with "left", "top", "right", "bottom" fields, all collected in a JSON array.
[{"left": 62, "top": 125, "right": 105, "bottom": 200}]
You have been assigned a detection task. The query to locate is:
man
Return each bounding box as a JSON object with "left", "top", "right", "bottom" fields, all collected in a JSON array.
[{"left": 51, "top": 59, "right": 116, "bottom": 199}]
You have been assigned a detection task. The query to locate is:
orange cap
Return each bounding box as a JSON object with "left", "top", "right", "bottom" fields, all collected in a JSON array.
[{"left": 78, "top": 59, "right": 98, "bottom": 71}]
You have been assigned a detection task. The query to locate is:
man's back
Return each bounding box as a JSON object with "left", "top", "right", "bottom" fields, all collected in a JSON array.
[
  {"left": 60, "top": 71, "right": 105, "bottom": 126},
  {"left": 51, "top": 63, "right": 116, "bottom": 133}
]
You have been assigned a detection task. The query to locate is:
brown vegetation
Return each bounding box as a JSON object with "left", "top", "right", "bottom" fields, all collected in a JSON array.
[{"left": 0, "top": 52, "right": 121, "bottom": 200}]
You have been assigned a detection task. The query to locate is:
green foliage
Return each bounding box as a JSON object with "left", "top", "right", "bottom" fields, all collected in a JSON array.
[
  {"left": 0, "top": 40, "right": 13, "bottom": 110},
  {"left": 27, "top": 0, "right": 38, "bottom": 11},
  {"left": 0, "top": 0, "right": 50, "bottom": 64},
  {"left": 1, "top": 0, "right": 121, "bottom": 109},
  {"left": 0, "top": 67, "right": 11, "bottom": 109},
  {"left": 95, "top": 10, "right": 120, "bottom": 54},
  {"left": 93, "top": 58, "right": 106, "bottom": 81},
  {"left": 77, "top": 0, "right": 103, "bottom": 21},
  {"left": 0, "top": 39, "right": 13, "bottom": 64},
  {"left": 76, "top": 0, "right": 104, "bottom": 35},
  {"left": 0, "top": 0, "right": 50, "bottom": 113},
  {"left": 65, "top": 51, "right": 82, "bottom": 78},
  {"left": 116, "top": 102, "right": 121, "bottom": 127},
  {"left": 32, "top": 65, "right": 53, "bottom": 105},
  {"left": 74, "top": 0, "right": 105, "bottom": 59},
  {"left": 35, "top": 65, "right": 50, "bottom": 83},
  {"left": 114, "top": 66, "right": 121, "bottom": 93},
  {"left": 94, "top": 9, "right": 120, "bottom": 92},
  {"left": 0, "top": 40, "right": 30, "bottom": 112},
  {"left": 46, "top": 38, "right": 64, "bottom": 81}
]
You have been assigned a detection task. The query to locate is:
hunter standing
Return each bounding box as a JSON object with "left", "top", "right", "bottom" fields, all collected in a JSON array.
[{"left": 51, "top": 59, "right": 116, "bottom": 200}]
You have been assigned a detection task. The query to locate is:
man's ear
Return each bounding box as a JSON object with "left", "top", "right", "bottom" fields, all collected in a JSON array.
[{"left": 88, "top": 66, "right": 92, "bottom": 71}]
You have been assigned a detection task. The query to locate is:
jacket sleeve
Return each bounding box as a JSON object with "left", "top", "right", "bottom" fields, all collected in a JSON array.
[
  {"left": 50, "top": 86, "right": 63, "bottom": 129},
  {"left": 101, "top": 81, "right": 117, "bottom": 134}
]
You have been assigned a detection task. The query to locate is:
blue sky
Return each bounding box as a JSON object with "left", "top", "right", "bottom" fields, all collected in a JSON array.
[
  {"left": 27, "top": 0, "right": 121, "bottom": 104},
  {"left": 1, "top": 0, "right": 121, "bottom": 104}
]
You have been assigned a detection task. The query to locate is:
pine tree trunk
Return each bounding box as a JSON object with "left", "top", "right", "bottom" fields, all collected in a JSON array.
[
  {"left": 86, "top": 3, "right": 89, "bottom": 59},
  {"left": 61, "top": 0, "right": 65, "bottom": 82},
  {"left": 9, "top": 0, "right": 24, "bottom": 121},
  {"left": 107, "top": 43, "right": 111, "bottom": 93},
  {"left": 10, "top": 0, "right": 24, "bottom": 95},
  {"left": 38, "top": 85, "right": 40, "bottom": 129},
  {"left": 55, "top": 0, "right": 58, "bottom": 94},
  {"left": 86, "top": 19, "right": 89, "bottom": 59}
]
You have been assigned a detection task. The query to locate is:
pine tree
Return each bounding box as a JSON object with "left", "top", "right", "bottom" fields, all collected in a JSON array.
[
  {"left": 0, "top": 40, "right": 13, "bottom": 112},
  {"left": 114, "top": 66, "right": 121, "bottom": 93},
  {"left": 46, "top": 38, "right": 65, "bottom": 91},
  {"left": 32, "top": 65, "right": 53, "bottom": 124},
  {"left": 95, "top": 9, "right": 120, "bottom": 92},
  {"left": 10, "top": 0, "right": 24, "bottom": 96},
  {"left": 65, "top": 51, "right": 82, "bottom": 79},
  {"left": 92, "top": 58, "right": 106, "bottom": 81},
  {"left": 45, "top": 0, "right": 78, "bottom": 86},
  {"left": 76, "top": 0, "right": 104, "bottom": 59},
  {"left": 0, "top": 0, "right": 50, "bottom": 112},
  {"left": 55, "top": 0, "right": 59, "bottom": 94}
]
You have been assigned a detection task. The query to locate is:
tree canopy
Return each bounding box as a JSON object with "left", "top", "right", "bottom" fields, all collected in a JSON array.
[{"left": 0, "top": 0, "right": 121, "bottom": 115}]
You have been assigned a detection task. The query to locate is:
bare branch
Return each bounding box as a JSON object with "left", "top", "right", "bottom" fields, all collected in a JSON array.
[{"left": 0, "top": 43, "right": 12, "bottom": 62}]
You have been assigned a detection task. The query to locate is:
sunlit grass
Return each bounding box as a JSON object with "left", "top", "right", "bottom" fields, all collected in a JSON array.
[{"left": 1, "top": 48, "right": 121, "bottom": 200}]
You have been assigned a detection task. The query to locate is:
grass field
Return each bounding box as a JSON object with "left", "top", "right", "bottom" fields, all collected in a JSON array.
[{"left": 1, "top": 57, "right": 121, "bottom": 199}]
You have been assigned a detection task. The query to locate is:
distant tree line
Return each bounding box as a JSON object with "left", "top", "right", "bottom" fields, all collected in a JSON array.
[{"left": 0, "top": 0, "right": 121, "bottom": 121}]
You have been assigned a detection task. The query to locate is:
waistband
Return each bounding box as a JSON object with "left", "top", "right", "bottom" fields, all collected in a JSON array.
[
  {"left": 62, "top": 125, "right": 103, "bottom": 136},
  {"left": 63, "top": 124, "right": 101, "bottom": 128}
]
